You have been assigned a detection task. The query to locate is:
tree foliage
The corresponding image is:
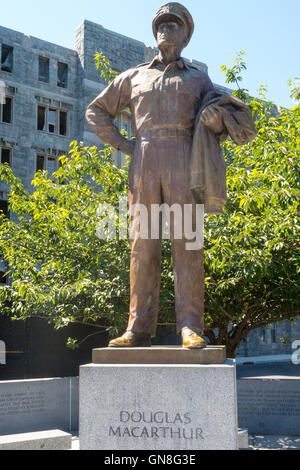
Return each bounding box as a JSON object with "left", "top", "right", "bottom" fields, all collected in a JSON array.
[
  {"left": 0, "top": 52, "right": 298, "bottom": 356},
  {"left": 0, "top": 144, "right": 132, "bottom": 346},
  {"left": 94, "top": 52, "right": 118, "bottom": 84},
  {"left": 204, "top": 52, "right": 300, "bottom": 355}
]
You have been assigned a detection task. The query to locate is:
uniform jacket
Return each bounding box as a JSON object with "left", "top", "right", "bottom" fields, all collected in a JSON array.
[
  {"left": 86, "top": 57, "right": 257, "bottom": 215},
  {"left": 190, "top": 92, "right": 257, "bottom": 214}
]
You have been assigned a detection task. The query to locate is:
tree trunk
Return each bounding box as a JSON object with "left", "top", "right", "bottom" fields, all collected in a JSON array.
[
  {"left": 226, "top": 342, "right": 239, "bottom": 359},
  {"left": 225, "top": 326, "right": 253, "bottom": 358}
]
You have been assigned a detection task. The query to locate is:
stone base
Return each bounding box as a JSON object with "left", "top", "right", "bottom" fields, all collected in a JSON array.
[
  {"left": 92, "top": 346, "right": 226, "bottom": 365},
  {"left": 0, "top": 430, "right": 72, "bottom": 450},
  {"left": 79, "top": 359, "right": 238, "bottom": 450}
]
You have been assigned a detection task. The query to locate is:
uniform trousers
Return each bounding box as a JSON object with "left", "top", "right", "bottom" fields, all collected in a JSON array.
[{"left": 127, "top": 129, "right": 204, "bottom": 337}]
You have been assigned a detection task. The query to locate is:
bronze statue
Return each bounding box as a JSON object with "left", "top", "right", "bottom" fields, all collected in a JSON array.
[{"left": 86, "top": 3, "right": 256, "bottom": 349}]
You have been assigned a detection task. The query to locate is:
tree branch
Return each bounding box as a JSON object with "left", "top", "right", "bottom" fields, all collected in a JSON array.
[{"left": 205, "top": 287, "right": 235, "bottom": 321}]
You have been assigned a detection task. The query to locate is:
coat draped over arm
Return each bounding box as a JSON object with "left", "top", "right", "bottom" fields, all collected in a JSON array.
[{"left": 190, "top": 93, "right": 257, "bottom": 214}]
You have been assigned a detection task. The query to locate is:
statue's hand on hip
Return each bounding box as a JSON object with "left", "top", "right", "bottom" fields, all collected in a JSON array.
[
  {"left": 118, "top": 140, "right": 136, "bottom": 158},
  {"left": 200, "top": 104, "right": 224, "bottom": 135}
]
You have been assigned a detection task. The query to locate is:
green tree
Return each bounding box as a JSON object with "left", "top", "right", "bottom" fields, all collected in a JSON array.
[
  {"left": 288, "top": 77, "right": 300, "bottom": 104},
  {"left": 0, "top": 143, "right": 132, "bottom": 347},
  {"left": 0, "top": 53, "right": 298, "bottom": 356},
  {"left": 204, "top": 52, "right": 299, "bottom": 356}
]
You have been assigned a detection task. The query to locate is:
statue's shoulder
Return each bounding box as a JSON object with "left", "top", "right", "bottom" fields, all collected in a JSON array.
[
  {"left": 186, "top": 63, "right": 201, "bottom": 71},
  {"left": 116, "top": 63, "right": 150, "bottom": 80},
  {"left": 123, "top": 62, "right": 150, "bottom": 77},
  {"left": 185, "top": 63, "right": 207, "bottom": 77},
  {"left": 134, "top": 62, "right": 151, "bottom": 69}
]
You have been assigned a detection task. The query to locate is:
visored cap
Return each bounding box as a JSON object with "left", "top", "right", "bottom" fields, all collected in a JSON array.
[{"left": 152, "top": 3, "right": 194, "bottom": 45}]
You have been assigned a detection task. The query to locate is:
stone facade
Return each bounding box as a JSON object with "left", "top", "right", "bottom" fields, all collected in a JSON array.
[
  {"left": 0, "top": 25, "right": 79, "bottom": 198},
  {"left": 0, "top": 20, "right": 211, "bottom": 187},
  {"left": 0, "top": 20, "right": 298, "bottom": 358},
  {"left": 236, "top": 317, "right": 300, "bottom": 358}
]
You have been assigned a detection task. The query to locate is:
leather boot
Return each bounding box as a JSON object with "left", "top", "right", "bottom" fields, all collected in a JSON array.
[
  {"left": 181, "top": 327, "right": 206, "bottom": 349},
  {"left": 108, "top": 330, "right": 151, "bottom": 348}
]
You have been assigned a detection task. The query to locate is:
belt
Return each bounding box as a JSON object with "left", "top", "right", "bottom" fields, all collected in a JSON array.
[{"left": 140, "top": 128, "right": 193, "bottom": 140}]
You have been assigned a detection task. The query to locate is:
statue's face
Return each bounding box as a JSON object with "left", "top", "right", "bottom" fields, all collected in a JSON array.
[{"left": 156, "top": 18, "right": 187, "bottom": 51}]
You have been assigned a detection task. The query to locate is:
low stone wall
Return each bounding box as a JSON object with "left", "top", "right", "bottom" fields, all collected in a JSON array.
[
  {"left": 237, "top": 377, "right": 300, "bottom": 436},
  {"left": 0, "top": 429, "right": 72, "bottom": 450},
  {"left": 0, "top": 377, "right": 78, "bottom": 435},
  {"left": 1, "top": 375, "right": 300, "bottom": 438}
]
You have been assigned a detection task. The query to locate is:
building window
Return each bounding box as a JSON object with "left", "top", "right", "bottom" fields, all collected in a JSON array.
[
  {"left": 1, "top": 147, "right": 11, "bottom": 166},
  {"left": 271, "top": 324, "right": 276, "bottom": 344},
  {"left": 37, "top": 105, "right": 46, "bottom": 131},
  {"left": 57, "top": 62, "right": 68, "bottom": 88},
  {"left": 260, "top": 325, "right": 277, "bottom": 345},
  {"left": 47, "top": 156, "right": 56, "bottom": 177},
  {"left": 1, "top": 96, "right": 13, "bottom": 123},
  {"left": 37, "top": 105, "right": 67, "bottom": 136},
  {"left": 48, "top": 108, "right": 57, "bottom": 133},
  {"left": 121, "top": 118, "right": 130, "bottom": 138},
  {"left": 59, "top": 110, "right": 67, "bottom": 135},
  {"left": 36, "top": 154, "right": 57, "bottom": 177},
  {"left": 0, "top": 202, "right": 9, "bottom": 281},
  {"left": 36, "top": 154, "right": 45, "bottom": 171},
  {"left": 1, "top": 45, "right": 13, "bottom": 73},
  {"left": 259, "top": 328, "right": 266, "bottom": 344},
  {"left": 39, "top": 56, "right": 49, "bottom": 83},
  {"left": 115, "top": 114, "right": 131, "bottom": 139}
]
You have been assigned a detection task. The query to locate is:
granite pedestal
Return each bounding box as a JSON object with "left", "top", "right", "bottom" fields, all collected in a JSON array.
[{"left": 79, "top": 347, "right": 238, "bottom": 450}]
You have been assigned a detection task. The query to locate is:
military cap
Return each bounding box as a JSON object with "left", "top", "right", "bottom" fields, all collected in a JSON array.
[{"left": 152, "top": 3, "right": 194, "bottom": 45}]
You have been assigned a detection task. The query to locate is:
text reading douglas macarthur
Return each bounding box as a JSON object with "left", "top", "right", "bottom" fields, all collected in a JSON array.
[{"left": 108, "top": 411, "right": 204, "bottom": 440}]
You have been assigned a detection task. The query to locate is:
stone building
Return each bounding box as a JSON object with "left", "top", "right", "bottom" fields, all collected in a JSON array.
[
  {"left": 0, "top": 18, "right": 220, "bottom": 200},
  {"left": 0, "top": 20, "right": 298, "bottom": 361}
]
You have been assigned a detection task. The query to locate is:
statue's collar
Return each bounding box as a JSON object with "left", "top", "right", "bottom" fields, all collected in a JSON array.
[{"left": 148, "top": 55, "right": 189, "bottom": 70}]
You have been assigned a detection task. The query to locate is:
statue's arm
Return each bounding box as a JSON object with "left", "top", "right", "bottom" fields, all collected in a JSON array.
[
  {"left": 220, "top": 103, "right": 257, "bottom": 145},
  {"left": 199, "top": 77, "right": 226, "bottom": 135},
  {"left": 85, "top": 71, "right": 135, "bottom": 156},
  {"left": 197, "top": 77, "right": 256, "bottom": 145}
]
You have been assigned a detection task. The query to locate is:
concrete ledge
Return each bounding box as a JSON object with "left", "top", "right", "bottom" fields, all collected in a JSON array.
[
  {"left": 238, "top": 428, "right": 249, "bottom": 449},
  {"left": 0, "top": 429, "right": 72, "bottom": 450},
  {"left": 92, "top": 346, "right": 226, "bottom": 365}
]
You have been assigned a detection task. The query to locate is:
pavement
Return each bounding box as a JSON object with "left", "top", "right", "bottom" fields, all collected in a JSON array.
[
  {"left": 237, "top": 361, "right": 300, "bottom": 379},
  {"left": 236, "top": 354, "right": 294, "bottom": 365},
  {"left": 71, "top": 434, "right": 300, "bottom": 451},
  {"left": 248, "top": 435, "right": 300, "bottom": 450}
]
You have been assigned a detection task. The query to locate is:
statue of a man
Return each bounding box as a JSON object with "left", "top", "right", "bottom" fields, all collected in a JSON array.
[{"left": 86, "top": 3, "right": 256, "bottom": 349}]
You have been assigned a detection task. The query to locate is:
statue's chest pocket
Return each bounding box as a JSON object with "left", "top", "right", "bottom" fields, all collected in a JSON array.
[
  {"left": 169, "top": 79, "right": 199, "bottom": 98},
  {"left": 131, "top": 83, "right": 154, "bottom": 100}
]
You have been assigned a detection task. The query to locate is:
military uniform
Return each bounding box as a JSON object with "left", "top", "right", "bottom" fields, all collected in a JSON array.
[
  {"left": 86, "top": 53, "right": 219, "bottom": 337},
  {"left": 86, "top": 3, "right": 256, "bottom": 344}
]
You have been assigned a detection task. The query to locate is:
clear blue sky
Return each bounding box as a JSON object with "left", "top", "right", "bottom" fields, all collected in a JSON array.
[{"left": 1, "top": 0, "right": 299, "bottom": 107}]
